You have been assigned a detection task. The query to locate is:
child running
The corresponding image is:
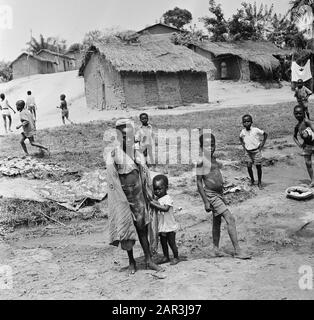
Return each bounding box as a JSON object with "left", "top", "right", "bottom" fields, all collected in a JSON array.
[
  {"left": 57, "top": 94, "right": 73, "bottom": 125},
  {"left": 239, "top": 114, "right": 268, "bottom": 189},
  {"left": 135, "top": 113, "right": 154, "bottom": 166},
  {"left": 196, "top": 133, "right": 251, "bottom": 259},
  {"left": 16, "top": 100, "right": 49, "bottom": 156},
  {"left": 293, "top": 105, "right": 314, "bottom": 187},
  {"left": 0, "top": 93, "right": 16, "bottom": 134},
  {"left": 150, "top": 174, "right": 179, "bottom": 265},
  {"left": 295, "top": 79, "right": 312, "bottom": 120}
]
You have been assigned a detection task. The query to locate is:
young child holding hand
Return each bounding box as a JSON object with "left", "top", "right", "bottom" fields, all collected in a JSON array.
[{"left": 150, "top": 174, "right": 180, "bottom": 265}]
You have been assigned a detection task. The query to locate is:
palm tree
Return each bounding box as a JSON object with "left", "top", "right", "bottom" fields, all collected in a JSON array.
[{"left": 26, "top": 34, "right": 67, "bottom": 55}]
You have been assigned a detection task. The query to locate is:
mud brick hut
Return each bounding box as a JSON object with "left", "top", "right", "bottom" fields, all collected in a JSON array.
[
  {"left": 10, "top": 52, "right": 57, "bottom": 79},
  {"left": 36, "top": 49, "right": 76, "bottom": 72},
  {"left": 190, "top": 40, "right": 289, "bottom": 82},
  {"left": 79, "top": 36, "right": 215, "bottom": 110}
]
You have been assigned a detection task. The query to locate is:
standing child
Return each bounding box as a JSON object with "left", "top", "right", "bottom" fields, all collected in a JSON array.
[
  {"left": 196, "top": 133, "right": 251, "bottom": 259},
  {"left": 293, "top": 105, "right": 314, "bottom": 187},
  {"left": 239, "top": 114, "right": 268, "bottom": 189},
  {"left": 0, "top": 93, "right": 16, "bottom": 134},
  {"left": 16, "top": 100, "right": 49, "bottom": 156},
  {"left": 26, "top": 91, "right": 37, "bottom": 121},
  {"left": 57, "top": 94, "right": 73, "bottom": 125},
  {"left": 150, "top": 174, "right": 179, "bottom": 265},
  {"left": 135, "top": 113, "right": 154, "bottom": 165},
  {"left": 295, "top": 79, "right": 312, "bottom": 120}
]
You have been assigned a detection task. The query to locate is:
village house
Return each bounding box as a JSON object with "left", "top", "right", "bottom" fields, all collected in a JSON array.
[
  {"left": 137, "top": 23, "right": 184, "bottom": 36},
  {"left": 190, "top": 40, "right": 290, "bottom": 82},
  {"left": 79, "top": 35, "right": 215, "bottom": 110},
  {"left": 10, "top": 52, "right": 57, "bottom": 79},
  {"left": 36, "top": 49, "right": 76, "bottom": 72}
]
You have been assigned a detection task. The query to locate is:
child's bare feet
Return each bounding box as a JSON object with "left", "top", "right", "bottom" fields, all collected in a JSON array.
[
  {"left": 128, "top": 262, "right": 137, "bottom": 275},
  {"left": 213, "top": 249, "right": 230, "bottom": 257},
  {"left": 234, "top": 250, "right": 251, "bottom": 260},
  {"left": 146, "top": 261, "right": 164, "bottom": 272},
  {"left": 170, "top": 258, "right": 180, "bottom": 265},
  {"left": 250, "top": 180, "right": 255, "bottom": 186},
  {"left": 258, "top": 182, "right": 263, "bottom": 190},
  {"left": 157, "top": 256, "right": 170, "bottom": 265}
]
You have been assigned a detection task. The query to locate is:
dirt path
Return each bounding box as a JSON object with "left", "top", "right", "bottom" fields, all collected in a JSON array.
[{"left": 1, "top": 141, "right": 314, "bottom": 300}]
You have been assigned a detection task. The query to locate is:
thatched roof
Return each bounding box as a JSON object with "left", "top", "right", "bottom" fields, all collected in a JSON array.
[
  {"left": 10, "top": 52, "right": 58, "bottom": 67},
  {"left": 195, "top": 40, "right": 291, "bottom": 72},
  {"left": 79, "top": 35, "right": 215, "bottom": 76},
  {"left": 137, "top": 23, "right": 183, "bottom": 34},
  {"left": 37, "top": 49, "right": 75, "bottom": 60}
]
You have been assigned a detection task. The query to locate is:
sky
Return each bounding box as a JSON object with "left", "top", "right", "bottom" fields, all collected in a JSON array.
[{"left": 0, "top": 0, "right": 291, "bottom": 61}]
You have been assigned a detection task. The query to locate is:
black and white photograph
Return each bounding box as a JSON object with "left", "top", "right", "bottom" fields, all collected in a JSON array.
[{"left": 0, "top": 0, "right": 314, "bottom": 303}]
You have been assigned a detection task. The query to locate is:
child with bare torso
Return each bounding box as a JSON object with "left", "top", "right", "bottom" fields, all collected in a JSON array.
[{"left": 196, "top": 133, "right": 251, "bottom": 259}]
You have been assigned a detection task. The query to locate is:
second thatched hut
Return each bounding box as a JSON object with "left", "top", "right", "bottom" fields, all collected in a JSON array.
[{"left": 190, "top": 40, "right": 290, "bottom": 82}]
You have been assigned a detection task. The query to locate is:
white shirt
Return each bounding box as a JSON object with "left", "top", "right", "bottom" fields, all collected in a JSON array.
[
  {"left": 135, "top": 124, "right": 154, "bottom": 147},
  {"left": 26, "top": 95, "right": 36, "bottom": 107},
  {"left": 0, "top": 99, "right": 11, "bottom": 115},
  {"left": 157, "top": 195, "right": 178, "bottom": 233},
  {"left": 240, "top": 127, "right": 265, "bottom": 151}
]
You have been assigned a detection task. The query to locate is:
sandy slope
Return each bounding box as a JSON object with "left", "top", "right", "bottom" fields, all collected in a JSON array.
[{"left": 0, "top": 72, "right": 296, "bottom": 133}]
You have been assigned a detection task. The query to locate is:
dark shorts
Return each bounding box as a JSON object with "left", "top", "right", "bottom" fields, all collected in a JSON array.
[
  {"left": 245, "top": 149, "right": 263, "bottom": 165},
  {"left": 21, "top": 132, "right": 34, "bottom": 142},
  {"left": 205, "top": 189, "right": 229, "bottom": 217},
  {"left": 2, "top": 113, "right": 11, "bottom": 119},
  {"left": 62, "top": 109, "right": 69, "bottom": 118}
]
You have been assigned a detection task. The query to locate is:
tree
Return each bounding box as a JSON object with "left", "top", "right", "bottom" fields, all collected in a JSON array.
[
  {"left": 201, "top": 0, "right": 229, "bottom": 41},
  {"left": 0, "top": 60, "right": 12, "bottom": 82},
  {"left": 66, "top": 43, "right": 84, "bottom": 54},
  {"left": 162, "top": 7, "right": 192, "bottom": 29},
  {"left": 267, "top": 13, "right": 307, "bottom": 48},
  {"left": 228, "top": 2, "right": 275, "bottom": 41},
  {"left": 26, "top": 34, "right": 67, "bottom": 54}
]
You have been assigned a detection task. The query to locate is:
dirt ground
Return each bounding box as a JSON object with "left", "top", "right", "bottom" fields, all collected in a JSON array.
[
  {"left": 1, "top": 138, "right": 314, "bottom": 300},
  {"left": 1, "top": 79, "right": 314, "bottom": 300}
]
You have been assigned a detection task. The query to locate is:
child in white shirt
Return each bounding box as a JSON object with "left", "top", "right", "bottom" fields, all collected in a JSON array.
[{"left": 150, "top": 174, "right": 179, "bottom": 265}]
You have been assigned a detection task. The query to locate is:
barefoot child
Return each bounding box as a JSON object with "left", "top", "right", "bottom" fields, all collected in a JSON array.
[
  {"left": 135, "top": 113, "right": 154, "bottom": 166},
  {"left": 239, "top": 114, "right": 268, "bottom": 189},
  {"left": 295, "top": 79, "right": 312, "bottom": 120},
  {"left": 16, "top": 100, "right": 49, "bottom": 156},
  {"left": 150, "top": 175, "right": 179, "bottom": 265},
  {"left": 57, "top": 94, "right": 73, "bottom": 125},
  {"left": 106, "top": 119, "right": 162, "bottom": 274},
  {"left": 293, "top": 105, "right": 314, "bottom": 187},
  {"left": 0, "top": 93, "right": 16, "bottom": 134},
  {"left": 196, "top": 133, "right": 251, "bottom": 259},
  {"left": 26, "top": 91, "right": 37, "bottom": 121}
]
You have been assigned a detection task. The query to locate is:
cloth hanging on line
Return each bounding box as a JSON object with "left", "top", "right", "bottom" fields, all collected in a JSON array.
[{"left": 291, "top": 59, "right": 312, "bottom": 82}]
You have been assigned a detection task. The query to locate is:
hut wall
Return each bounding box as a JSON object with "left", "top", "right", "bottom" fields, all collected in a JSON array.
[
  {"left": 156, "top": 73, "right": 182, "bottom": 106},
  {"left": 240, "top": 60, "right": 250, "bottom": 81},
  {"left": 193, "top": 47, "right": 218, "bottom": 80},
  {"left": 12, "top": 56, "right": 41, "bottom": 79},
  {"left": 122, "top": 73, "right": 146, "bottom": 107},
  {"left": 84, "top": 54, "right": 125, "bottom": 110},
  {"left": 37, "top": 51, "right": 74, "bottom": 72},
  {"left": 178, "top": 72, "right": 208, "bottom": 104}
]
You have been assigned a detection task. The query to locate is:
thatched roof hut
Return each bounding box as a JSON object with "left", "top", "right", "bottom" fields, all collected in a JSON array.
[
  {"left": 79, "top": 35, "right": 215, "bottom": 75},
  {"left": 191, "top": 40, "right": 291, "bottom": 81},
  {"left": 79, "top": 35, "right": 215, "bottom": 109}
]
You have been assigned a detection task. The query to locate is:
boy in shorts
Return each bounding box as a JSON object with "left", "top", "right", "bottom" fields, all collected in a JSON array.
[
  {"left": 16, "top": 100, "right": 49, "bottom": 156},
  {"left": 295, "top": 79, "right": 312, "bottom": 120},
  {"left": 240, "top": 114, "right": 268, "bottom": 189},
  {"left": 293, "top": 105, "right": 314, "bottom": 187},
  {"left": 196, "top": 133, "right": 251, "bottom": 259},
  {"left": 57, "top": 94, "right": 73, "bottom": 125}
]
